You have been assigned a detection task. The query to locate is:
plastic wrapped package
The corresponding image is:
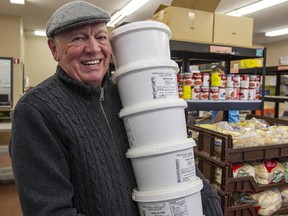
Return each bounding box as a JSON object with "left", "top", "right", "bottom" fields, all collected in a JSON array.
[
  {"left": 254, "top": 159, "right": 285, "bottom": 185},
  {"left": 236, "top": 189, "right": 282, "bottom": 216},
  {"left": 233, "top": 163, "right": 255, "bottom": 179}
]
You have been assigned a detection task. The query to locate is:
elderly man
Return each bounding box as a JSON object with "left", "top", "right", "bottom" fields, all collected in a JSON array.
[{"left": 10, "top": 1, "right": 223, "bottom": 216}]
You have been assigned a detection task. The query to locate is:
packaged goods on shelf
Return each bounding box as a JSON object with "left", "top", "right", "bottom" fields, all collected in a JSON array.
[
  {"left": 194, "top": 118, "right": 288, "bottom": 150},
  {"left": 177, "top": 72, "right": 261, "bottom": 100},
  {"left": 191, "top": 114, "right": 288, "bottom": 215},
  {"left": 253, "top": 159, "right": 285, "bottom": 185},
  {"left": 196, "top": 156, "right": 288, "bottom": 194},
  {"left": 235, "top": 189, "right": 282, "bottom": 216}
]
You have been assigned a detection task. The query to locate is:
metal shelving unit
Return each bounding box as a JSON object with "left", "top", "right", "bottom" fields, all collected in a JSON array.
[
  {"left": 239, "top": 66, "right": 288, "bottom": 118},
  {"left": 0, "top": 122, "right": 14, "bottom": 181},
  {"left": 169, "top": 40, "right": 266, "bottom": 118}
]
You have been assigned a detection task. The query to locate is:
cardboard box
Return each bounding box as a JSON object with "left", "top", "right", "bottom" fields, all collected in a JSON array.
[
  {"left": 152, "top": 0, "right": 220, "bottom": 43},
  {"left": 213, "top": 13, "right": 253, "bottom": 47}
]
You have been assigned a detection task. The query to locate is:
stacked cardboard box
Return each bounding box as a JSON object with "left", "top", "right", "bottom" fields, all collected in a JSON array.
[{"left": 152, "top": 0, "right": 254, "bottom": 47}]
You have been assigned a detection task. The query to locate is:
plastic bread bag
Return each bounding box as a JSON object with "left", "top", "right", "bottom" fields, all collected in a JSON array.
[
  {"left": 250, "top": 189, "right": 282, "bottom": 216},
  {"left": 245, "top": 117, "right": 270, "bottom": 129},
  {"left": 236, "top": 189, "right": 282, "bottom": 216},
  {"left": 232, "top": 163, "right": 255, "bottom": 179},
  {"left": 232, "top": 131, "right": 263, "bottom": 148},
  {"left": 261, "top": 126, "right": 288, "bottom": 145},
  {"left": 280, "top": 186, "right": 288, "bottom": 206},
  {"left": 214, "top": 167, "right": 222, "bottom": 185},
  {"left": 254, "top": 159, "right": 285, "bottom": 185}
]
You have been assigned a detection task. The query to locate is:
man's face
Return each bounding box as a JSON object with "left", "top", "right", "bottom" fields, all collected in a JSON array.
[{"left": 48, "top": 22, "right": 112, "bottom": 87}]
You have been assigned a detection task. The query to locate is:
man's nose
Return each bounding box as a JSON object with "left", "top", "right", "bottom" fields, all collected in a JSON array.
[{"left": 85, "top": 38, "right": 101, "bottom": 53}]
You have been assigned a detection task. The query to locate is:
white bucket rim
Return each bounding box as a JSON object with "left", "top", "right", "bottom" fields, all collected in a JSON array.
[
  {"left": 110, "top": 20, "right": 171, "bottom": 41},
  {"left": 126, "top": 138, "right": 195, "bottom": 158},
  {"left": 112, "top": 59, "right": 179, "bottom": 81},
  {"left": 132, "top": 177, "right": 203, "bottom": 202},
  {"left": 119, "top": 98, "right": 187, "bottom": 118}
]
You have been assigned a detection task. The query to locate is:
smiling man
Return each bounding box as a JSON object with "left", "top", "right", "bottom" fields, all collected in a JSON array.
[
  {"left": 9, "top": 1, "right": 139, "bottom": 215},
  {"left": 10, "top": 1, "right": 223, "bottom": 216}
]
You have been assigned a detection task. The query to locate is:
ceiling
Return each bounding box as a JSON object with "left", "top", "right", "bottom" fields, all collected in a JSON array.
[{"left": 1, "top": 0, "right": 288, "bottom": 45}]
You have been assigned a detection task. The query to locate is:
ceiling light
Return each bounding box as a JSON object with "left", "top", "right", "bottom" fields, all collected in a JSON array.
[
  {"left": 34, "top": 30, "right": 46, "bottom": 37},
  {"left": 265, "top": 27, "right": 288, "bottom": 37},
  {"left": 107, "top": 0, "right": 151, "bottom": 27},
  {"left": 10, "top": 0, "right": 25, "bottom": 4},
  {"left": 226, "top": 0, "right": 288, "bottom": 17}
]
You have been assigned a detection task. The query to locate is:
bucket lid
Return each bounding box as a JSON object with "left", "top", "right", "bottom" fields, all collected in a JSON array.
[
  {"left": 112, "top": 59, "right": 179, "bottom": 81},
  {"left": 126, "top": 138, "right": 196, "bottom": 158},
  {"left": 110, "top": 20, "right": 171, "bottom": 41},
  {"left": 132, "top": 177, "right": 203, "bottom": 202},
  {"left": 119, "top": 98, "right": 187, "bottom": 118}
]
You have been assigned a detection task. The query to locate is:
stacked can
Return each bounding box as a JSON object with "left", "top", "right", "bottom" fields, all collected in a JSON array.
[
  {"left": 227, "top": 74, "right": 261, "bottom": 100},
  {"left": 178, "top": 71, "right": 261, "bottom": 101},
  {"left": 110, "top": 21, "right": 203, "bottom": 216}
]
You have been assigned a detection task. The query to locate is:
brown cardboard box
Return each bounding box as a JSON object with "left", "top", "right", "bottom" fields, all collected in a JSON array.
[
  {"left": 152, "top": 0, "right": 220, "bottom": 43},
  {"left": 213, "top": 13, "right": 253, "bottom": 47}
]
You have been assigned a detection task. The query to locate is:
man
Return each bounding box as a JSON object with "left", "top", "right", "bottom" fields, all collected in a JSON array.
[{"left": 10, "top": 1, "right": 223, "bottom": 215}]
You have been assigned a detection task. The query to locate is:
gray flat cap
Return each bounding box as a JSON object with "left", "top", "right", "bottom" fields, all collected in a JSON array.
[{"left": 46, "top": 0, "right": 110, "bottom": 37}]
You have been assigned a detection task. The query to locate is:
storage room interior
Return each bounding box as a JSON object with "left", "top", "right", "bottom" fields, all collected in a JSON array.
[{"left": 2, "top": 0, "right": 288, "bottom": 215}]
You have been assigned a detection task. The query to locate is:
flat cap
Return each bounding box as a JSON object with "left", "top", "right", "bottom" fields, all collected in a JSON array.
[{"left": 46, "top": 0, "right": 110, "bottom": 37}]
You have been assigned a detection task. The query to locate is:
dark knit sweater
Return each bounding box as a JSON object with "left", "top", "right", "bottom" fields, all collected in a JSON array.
[
  {"left": 10, "top": 66, "right": 223, "bottom": 216},
  {"left": 10, "top": 66, "right": 139, "bottom": 216}
]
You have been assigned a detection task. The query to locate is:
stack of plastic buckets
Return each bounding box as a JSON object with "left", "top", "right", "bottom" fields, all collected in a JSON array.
[{"left": 110, "top": 21, "right": 204, "bottom": 216}]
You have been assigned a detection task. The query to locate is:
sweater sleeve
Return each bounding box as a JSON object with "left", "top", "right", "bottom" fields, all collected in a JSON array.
[
  {"left": 9, "top": 102, "right": 85, "bottom": 216},
  {"left": 196, "top": 165, "right": 224, "bottom": 216}
]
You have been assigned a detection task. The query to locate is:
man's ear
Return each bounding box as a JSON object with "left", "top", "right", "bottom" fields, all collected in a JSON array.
[{"left": 47, "top": 38, "right": 59, "bottom": 61}]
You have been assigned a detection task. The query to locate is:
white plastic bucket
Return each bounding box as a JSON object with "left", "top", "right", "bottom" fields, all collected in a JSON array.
[
  {"left": 112, "top": 60, "right": 179, "bottom": 107},
  {"left": 132, "top": 177, "right": 204, "bottom": 216},
  {"left": 126, "top": 138, "right": 197, "bottom": 191},
  {"left": 119, "top": 98, "right": 188, "bottom": 148},
  {"left": 110, "top": 21, "right": 172, "bottom": 69}
]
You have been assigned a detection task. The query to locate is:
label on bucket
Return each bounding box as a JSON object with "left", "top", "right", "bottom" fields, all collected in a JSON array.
[
  {"left": 151, "top": 71, "right": 178, "bottom": 99},
  {"left": 139, "top": 199, "right": 189, "bottom": 216},
  {"left": 123, "top": 118, "right": 136, "bottom": 148},
  {"left": 175, "top": 150, "right": 196, "bottom": 183}
]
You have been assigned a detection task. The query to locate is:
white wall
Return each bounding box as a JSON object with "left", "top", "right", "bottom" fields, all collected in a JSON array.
[{"left": 24, "top": 35, "right": 57, "bottom": 87}]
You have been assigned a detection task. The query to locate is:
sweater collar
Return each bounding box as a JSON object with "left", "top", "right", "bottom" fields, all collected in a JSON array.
[{"left": 55, "top": 65, "right": 111, "bottom": 97}]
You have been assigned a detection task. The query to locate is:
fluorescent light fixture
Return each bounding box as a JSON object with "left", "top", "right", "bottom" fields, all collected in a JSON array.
[
  {"left": 107, "top": 0, "right": 151, "bottom": 27},
  {"left": 265, "top": 27, "right": 288, "bottom": 37},
  {"left": 10, "top": 0, "right": 25, "bottom": 4},
  {"left": 226, "top": 0, "right": 288, "bottom": 17},
  {"left": 108, "top": 11, "right": 126, "bottom": 27},
  {"left": 34, "top": 30, "right": 46, "bottom": 37}
]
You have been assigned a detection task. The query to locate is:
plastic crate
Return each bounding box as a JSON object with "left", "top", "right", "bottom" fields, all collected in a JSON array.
[
  {"left": 188, "top": 124, "right": 288, "bottom": 164},
  {"left": 218, "top": 189, "right": 288, "bottom": 216},
  {"left": 196, "top": 155, "right": 288, "bottom": 193},
  {"left": 246, "top": 114, "right": 288, "bottom": 126}
]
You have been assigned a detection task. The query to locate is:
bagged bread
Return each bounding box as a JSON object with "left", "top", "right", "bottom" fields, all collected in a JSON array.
[
  {"left": 254, "top": 159, "right": 285, "bottom": 185},
  {"left": 280, "top": 186, "right": 288, "bottom": 206},
  {"left": 250, "top": 189, "right": 282, "bottom": 216},
  {"left": 214, "top": 167, "right": 222, "bottom": 185},
  {"left": 236, "top": 189, "right": 282, "bottom": 216},
  {"left": 233, "top": 163, "right": 255, "bottom": 179}
]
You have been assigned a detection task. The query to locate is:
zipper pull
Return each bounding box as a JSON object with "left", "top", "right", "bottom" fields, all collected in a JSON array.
[{"left": 99, "top": 87, "right": 104, "bottom": 102}]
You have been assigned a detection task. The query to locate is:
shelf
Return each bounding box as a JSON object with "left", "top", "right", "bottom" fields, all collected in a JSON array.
[
  {"left": 0, "top": 122, "right": 12, "bottom": 132},
  {"left": 0, "top": 146, "right": 8, "bottom": 156},
  {"left": 0, "top": 167, "right": 14, "bottom": 181},
  {"left": 264, "top": 95, "right": 288, "bottom": 103},
  {"left": 185, "top": 100, "right": 262, "bottom": 111},
  {"left": 170, "top": 40, "right": 264, "bottom": 62},
  {"left": 189, "top": 124, "right": 288, "bottom": 164}
]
